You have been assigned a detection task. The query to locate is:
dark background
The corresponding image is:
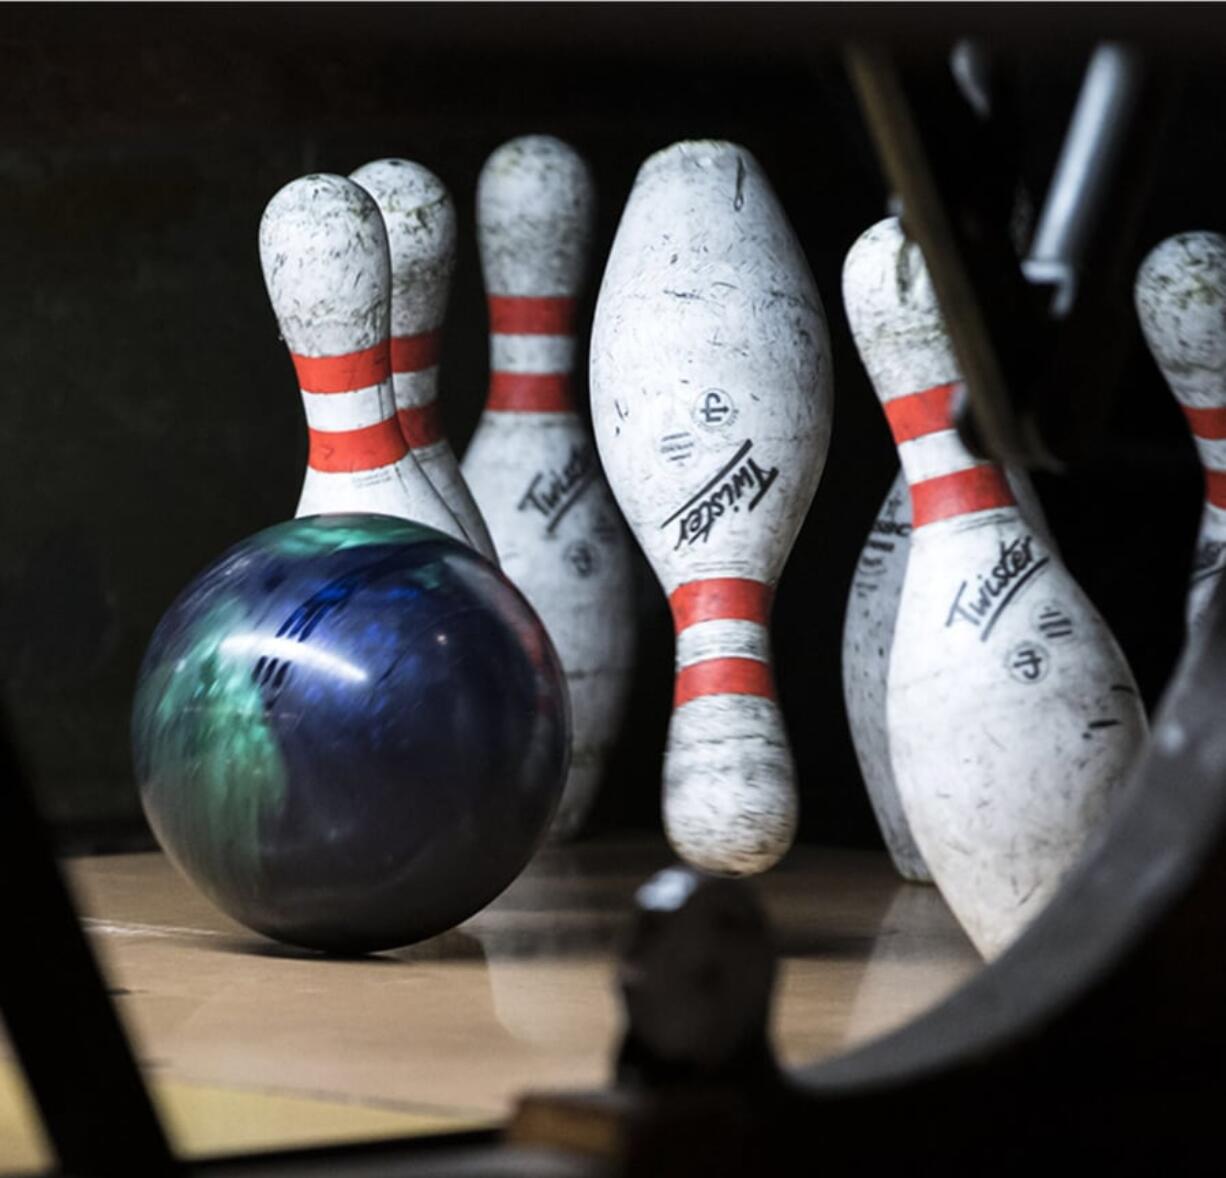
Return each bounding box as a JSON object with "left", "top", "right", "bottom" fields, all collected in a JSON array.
[{"left": 0, "top": 4, "right": 1217, "bottom": 854}]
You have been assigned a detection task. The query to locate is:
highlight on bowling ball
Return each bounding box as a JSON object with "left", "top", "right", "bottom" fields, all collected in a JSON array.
[{"left": 131, "top": 513, "right": 570, "bottom": 954}]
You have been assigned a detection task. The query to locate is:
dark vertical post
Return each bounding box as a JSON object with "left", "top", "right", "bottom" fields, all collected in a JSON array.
[{"left": 0, "top": 709, "right": 177, "bottom": 1175}]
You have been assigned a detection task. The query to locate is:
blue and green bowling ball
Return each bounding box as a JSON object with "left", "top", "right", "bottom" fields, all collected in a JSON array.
[{"left": 131, "top": 514, "right": 569, "bottom": 954}]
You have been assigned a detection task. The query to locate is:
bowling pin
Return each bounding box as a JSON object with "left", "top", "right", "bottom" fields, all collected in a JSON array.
[
  {"left": 350, "top": 158, "right": 498, "bottom": 563},
  {"left": 590, "top": 141, "right": 833, "bottom": 876},
  {"left": 1135, "top": 231, "right": 1226, "bottom": 632},
  {"left": 843, "top": 216, "right": 1148, "bottom": 958},
  {"left": 843, "top": 465, "right": 1056, "bottom": 885},
  {"left": 842, "top": 470, "right": 930, "bottom": 882},
  {"left": 461, "top": 135, "right": 636, "bottom": 841},
  {"left": 259, "top": 174, "right": 469, "bottom": 542}
]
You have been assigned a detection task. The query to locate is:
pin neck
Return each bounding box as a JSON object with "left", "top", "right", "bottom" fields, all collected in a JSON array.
[
  {"left": 396, "top": 404, "right": 444, "bottom": 450},
  {"left": 669, "top": 578, "right": 773, "bottom": 631},
  {"left": 389, "top": 329, "right": 445, "bottom": 449},
  {"left": 488, "top": 295, "right": 576, "bottom": 336},
  {"left": 290, "top": 341, "right": 408, "bottom": 473},
  {"left": 487, "top": 372, "right": 575, "bottom": 412},
  {"left": 306, "top": 420, "right": 408, "bottom": 473},
  {"left": 1205, "top": 471, "right": 1226, "bottom": 511},
  {"left": 292, "top": 341, "right": 389, "bottom": 394},
  {"left": 486, "top": 294, "right": 579, "bottom": 413},
  {"left": 668, "top": 578, "right": 777, "bottom": 707},
  {"left": 907, "top": 467, "right": 1016, "bottom": 527},
  {"left": 674, "top": 660, "right": 776, "bottom": 707},
  {"left": 882, "top": 381, "right": 1016, "bottom": 527},
  {"left": 390, "top": 330, "right": 442, "bottom": 377}
]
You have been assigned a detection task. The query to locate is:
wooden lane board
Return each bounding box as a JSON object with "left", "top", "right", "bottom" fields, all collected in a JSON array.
[
  {"left": 0, "top": 839, "right": 979, "bottom": 1168},
  {"left": 0, "top": 1063, "right": 491, "bottom": 1173}
]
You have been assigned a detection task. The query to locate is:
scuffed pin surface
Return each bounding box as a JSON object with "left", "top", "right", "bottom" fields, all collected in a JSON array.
[
  {"left": 350, "top": 159, "right": 498, "bottom": 562},
  {"left": 1135, "top": 231, "right": 1226, "bottom": 633},
  {"left": 259, "top": 174, "right": 468, "bottom": 541},
  {"left": 843, "top": 216, "right": 1148, "bottom": 958},
  {"left": 462, "top": 136, "right": 637, "bottom": 841},
  {"left": 842, "top": 469, "right": 930, "bottom": 882},
  {"left": 843, "top": 465, "right": 1056, "bottom": 885},
  {"left": 590, "top": 141, "right": 832, "bottom": 875}
]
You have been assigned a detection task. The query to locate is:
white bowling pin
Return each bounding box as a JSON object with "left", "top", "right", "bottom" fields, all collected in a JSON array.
[
  {"left": 1135, "top": 231, "right": 1226, "bottom": 632},
  {"left": 842, "top": 469, "right": 930, "bottom": 882},
  {"left": 843, "top": 216, "right": 1148, "bottom": 958},
  {"left": 590, "top": 141, "right": 833, "bottom": 876},
  {"left": 259, "top": 173, "right": 469, "bottom": 541},
  {"left": 461, "top": 135, "right": 637, "bottom": 841},
  {"left": 843, "top": 465, "right": 1056, "bottom": 885},
  {"left": 350, "top": 158, "right": 498, "bottom": 562}
]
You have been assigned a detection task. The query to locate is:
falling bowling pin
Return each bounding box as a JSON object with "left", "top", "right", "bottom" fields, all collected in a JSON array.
[
  {"left": 590, "top": 141, "right": 833, "bottom": 876},
  {"left": 462, "top": 135, "right": 637, "bottom": 841},
  {"left": 842, "top": 469, "right": 931, "bottom": 882},
  {"left": 843, "top": 216, "right": 1148, "bottom": 958},
  {"left": 350, "top": 158, "right": 498, "bottom": 562},
  {"left": 1135, "top": 231, "right": 1226, "bottom": 633},
  {"left": 843, "top": 464, "right": 1056, "bottom": 885},
  {"left": 259, "top": 174, "right": 470, "bottom": 541}
]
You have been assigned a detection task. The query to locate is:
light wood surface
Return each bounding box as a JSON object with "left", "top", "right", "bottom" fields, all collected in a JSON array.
[{"left": 1, "top": 838, "right": 980, "bottom": 1168}]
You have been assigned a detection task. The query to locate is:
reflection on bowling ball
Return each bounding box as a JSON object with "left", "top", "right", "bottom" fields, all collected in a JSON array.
[{"left": 131, "top": 514, "right": 570, "bottom": 954}]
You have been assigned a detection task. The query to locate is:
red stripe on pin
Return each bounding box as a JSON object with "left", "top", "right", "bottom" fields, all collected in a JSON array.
[
  {"left": 675, "top": 658, "right": 776, "bottom": 707},
  {"left": 308, "top": 420, "right": 407, "bottom": 473},
  {"left": 292, "top": 343, "right": 390, "bottom": 394},
  {"left": 1206, "top": 470, "right": 1226, "bottom": 509},
  {"left": 883, "top": 382, "right": 960, "bottom": 444},
  {"left": 397, "top": 403, "right": 444, "bottom": 449},
  {"left": 1183, "top": 404, "right": 1226, "bottom": 440},
  {"left": 911, "top": 466, "right": 1015, "bottom": 526},
  {"left": 390, "top": 331, "right": 442, "bottom": 374},
  {"left": 669, "top": 578, "right": 773, "bottom": 632},
  {"left": 487, "top": 372, "right": 573, "bottom": 412},
  {"left": 488, "top": 296, "right": 575, "bottom": 336}
]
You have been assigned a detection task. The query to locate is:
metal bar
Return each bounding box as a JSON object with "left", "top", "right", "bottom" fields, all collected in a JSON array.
[
  {"left": 1023, "top": 43, "right": 1146, "bottom": 316},
  {"left": 1024, "top": 48, "right": 1173, "bottom": 461},
  {"left": 845, "top": 44, "right": 1040, "bottom": 468}
]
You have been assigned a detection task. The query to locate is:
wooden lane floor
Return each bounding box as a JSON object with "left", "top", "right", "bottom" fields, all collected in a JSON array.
[{"left": 0, "top": 838, "right": 980, "bottom": 1168}]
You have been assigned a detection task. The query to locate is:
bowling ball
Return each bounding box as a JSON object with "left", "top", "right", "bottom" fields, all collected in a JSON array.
[{"left": 131, "top": 513, "right": 569, "bottom": 954}]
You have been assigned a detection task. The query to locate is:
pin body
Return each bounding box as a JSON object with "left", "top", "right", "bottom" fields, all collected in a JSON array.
[
  {"left": 843, "top": 465, "right": 1055, "bottom": 885},
  {"left": 844, "top": 217, "right": 1147, "bottom": 957},
  {"left": 1135, "top": 231, "right": 1226, "bottom": 632},
  {"left": 350, "top": 159, "right": 497, "bottom": 562},
  {"left": 259, "top": 174, "right": 468, "bottom": 541},
  {"left": 591, "top": 141, "right": 832, "bottom": 876},
  {"left": 462, "top": 135, "right": 636, "bottom": 841},
  {"left": 842, "top": 470, "right": 929, "bottom": 882}
]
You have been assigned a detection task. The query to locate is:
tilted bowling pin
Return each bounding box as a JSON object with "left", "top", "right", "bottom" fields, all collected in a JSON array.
[
  {"left": 591, "top": 141, "right": 833, "bottom": 876},
  {"left": 843, "top": 464, "right": 1056, "bottom": 885},
  {"left": 842, "top": 469, "right": 930, "bottom": 882},
  {"left": 843, "top": 216, "right": 1148, "bottom": 958},
  {"left": 259, "top": 174, "right": 469, "bottom": 541},
  {"left": 1135, "top": 231, "right": 1226, "bottom": 632},
  {"left": 350, "top": 159, "right": 498, "bottom": 562},
  {"left": 461, "top": 135, "right": 636, "bottom": 841}
]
